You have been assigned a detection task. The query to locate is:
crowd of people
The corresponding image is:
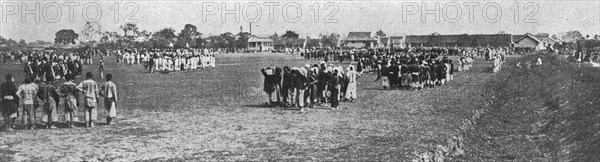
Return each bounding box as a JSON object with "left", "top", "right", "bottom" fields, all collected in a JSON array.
[
  {"left": 20, "top": 52, "right": 87, "bottom": 82},
  {"left": 111, "top": 48, "right": 218, "bottom": 73},
  {"left": 261, "top": 62, "right": 360, "bottom": 111},
  {"left": 1, "top": 72, "right": 117, "bottom": 131},
  {"left": 259, "top": 46, "right": 510, "bottom": 111}
]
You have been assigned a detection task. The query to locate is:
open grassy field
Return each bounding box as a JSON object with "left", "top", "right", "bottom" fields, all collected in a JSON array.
[{"left": 0, "top": 52, "right": 502, "bottom": 161}]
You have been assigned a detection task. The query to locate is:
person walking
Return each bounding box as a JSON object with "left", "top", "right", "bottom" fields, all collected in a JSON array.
[{"left": 98, "top": 59, "right": 105, "bottom": 79}]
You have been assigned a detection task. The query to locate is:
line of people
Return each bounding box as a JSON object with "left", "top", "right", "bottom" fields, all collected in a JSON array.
[
  {"left": 111, "top": 49, "right": 217, "bottom": 73},
  {"left": 22, "top": 53, "right": 85, "bottom": 82},
  {"left": 299, "top": 46, "right": 502, "bottom": 75},
  {"left": 261, "top": 62, "right": 361, "bottom": 111},
  {"left": 1, "top": 72, "right": 118, "bottom": 131},
  {"left": 376, "top": 57, "right": 457, "bottom": 90}
]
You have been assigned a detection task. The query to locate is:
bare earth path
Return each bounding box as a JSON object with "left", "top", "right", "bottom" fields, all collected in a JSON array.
[{"left": 1, "top": 53, "right": 500, "bottom": 161}]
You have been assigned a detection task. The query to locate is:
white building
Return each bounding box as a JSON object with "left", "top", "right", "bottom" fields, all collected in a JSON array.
[{"left": 247, "top": 35, "right": 274, "bottom": 52}]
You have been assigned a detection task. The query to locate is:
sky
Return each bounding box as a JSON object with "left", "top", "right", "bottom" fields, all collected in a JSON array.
[{"left": 1, "top": 0, "right": 599, "bottom": 42}]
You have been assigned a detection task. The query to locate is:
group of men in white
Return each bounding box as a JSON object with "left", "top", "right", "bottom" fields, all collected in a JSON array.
[{"left": 114, "top": 49, "right": 217, "bottom": 73}]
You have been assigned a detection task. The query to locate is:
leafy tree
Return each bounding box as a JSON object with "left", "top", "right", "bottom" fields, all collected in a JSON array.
[
  {"left": 6, "top": 39, "right": 18, "bottom": 46},
  {"left": 270, "top": 33, "right": 278, "bottom": 40},
  {"left": 220, "top": 32, "right": 237, "bottom": 48},
  {"left": 151, "top": 28, "right": 177, "bottom": 48},
  {"left": 0, "top": 36, "right": 6, "bottom": 45},
  {"left": 376, "top": 30, "right": 386, "bottom": 37},
  {"left": 18, "top": 39, "right": 26, "bottom": 46},
  {"left": 120, "top": 23, "right": 139, "bottom": 41},
  {"left": 137, "top": 30, "right": 152, "bottom": 42},
  {"left": 177, "top": 24, "right": 201, "bottom": 48},
  {"left": 559, "top": 30, "right": 584, "bottom": 42},
  {"left": 282, "top": 30, "right": 299, "bottom": 39},
  {"left": 305, "top": 36, "right": 320, "bottom": 48},
  {"left": 321, "top": 33, "right": 340, "bottom": 48},
  {"left": 55, "top": 29, "right": 79, "bottom": 44},
  {"left": 81, "top": 21, "right": 102, "bottom": 44},
  {"left": 236, "top": 32, "right": 251, "bottom": 49}
]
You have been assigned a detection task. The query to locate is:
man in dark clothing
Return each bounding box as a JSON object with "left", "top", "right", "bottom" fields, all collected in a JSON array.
[
  {"left": 261, "top": 67, "right": 281, "bottom": 106},
  {"left": 281, "top": 66, "right": 294, "bottom": 107},
  {"left": 317, "top": 64, "right": 329, "bottom": 104},
  {"left": 306, "top": 68, "right": 318, "bottom": 108},
  {"left": 1, "top": 74, "right": 19, "bottom": 131},
  {"left": 389, "top": 62, "right": 400, "bottom": 89},
  {"left": 37, "top": 79, "right": 60, "bottom": 129},
  {"left": 292, "top": 67, "right": 309, "bottom": 110},
  {"left": 76, "top": 60, "right": 83, "bottom": 75},
  {"left": 380, "top": 63, "right": 390, "bottom": 89},
  {"left": 23, "top": 61, "right": 35, "bottom": 80},
  {"left": 330, "top": 69, "right": 341, "bottom": 110},
  {"left": 400, "top": 64, "right": 409, "bottom": 89}
]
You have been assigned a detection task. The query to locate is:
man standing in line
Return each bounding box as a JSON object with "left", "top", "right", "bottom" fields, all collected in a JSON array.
[
  {"left": 389, "top": 62, "right": 400, "bottom": 89},
  {"left": 59, "top": 74, "right": 79, "bottom": 128},
  {"left": 77, "top": 72, "right": 100, "bottom": 127},
  {"left": 101, "top": 74, "right": 118, "bottom": 125},
  {"left": 16, "top": 76, "right": 38, "bottom": 130},
  {"left": 317, "top": 63, "right": 329, "bottom": 105},
  {"left": 1, "top": 74, "right": 19, "bottom": 131},
  {"left": 330, "top": 69, "right": 341, "bottom": 110},
  {"left": 37, "top": 78, "right": 59, "bottom": 129},
  {"left": 293, "top": 67, "right": 309, "bottom": 111},
  {"left": 345, "top": 65, "right": 360, "bottom": 102},
  {"left": 281, "top": 66, "right": 293, "bottom": 108},
  {"left": 306, "top": 66, "right": 319, "bottom": 108},
  {"left": 261, "top": 67, "right": 281, "bottom": 106}
]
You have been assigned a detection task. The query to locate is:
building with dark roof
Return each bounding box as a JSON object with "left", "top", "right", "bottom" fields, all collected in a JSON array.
[
  {"left": 514, "top": 33, "right": 560, "bottom": 50},
  {"left": 404, "top": 34, "right": 514, "bottom": 48},
  {"left": 341, "top": 32, "right": 377, "bottom": 48}
]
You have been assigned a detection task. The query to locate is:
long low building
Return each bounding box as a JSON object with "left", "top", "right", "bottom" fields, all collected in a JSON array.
[
  {"left": 404, "top": 34, "right": 513, "bottom": 47},
  {"left": 403, "top": 33, "right": 560, "bottom": 50}
]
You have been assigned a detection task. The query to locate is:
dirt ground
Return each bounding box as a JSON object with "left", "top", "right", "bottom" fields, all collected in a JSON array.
[
  {"left": 0, "top": 52, "right": 502, "bottom": 161},
  {"left": 458, "top": 53, "right": 600, "bottom": 162}
]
